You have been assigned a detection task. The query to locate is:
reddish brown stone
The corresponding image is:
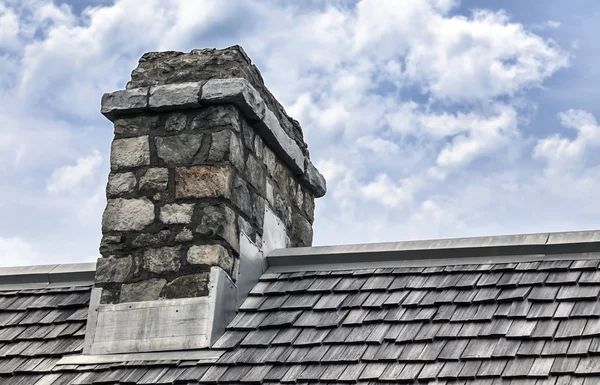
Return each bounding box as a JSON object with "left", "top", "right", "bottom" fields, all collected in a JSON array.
[{"left": 175, "top": 166, "right": 232, "bottom": 199}]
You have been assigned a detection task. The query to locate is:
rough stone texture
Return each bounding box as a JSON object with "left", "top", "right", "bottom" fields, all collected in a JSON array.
[
  {"left": 190, "top": 105, "right": 240, "bottom": 132},
  {"left": 113, "top": 115, "right": 159, "bottom": 136},
  {"left": 232, "top": 175, "right": 252, "bottom": 217},
  {"left": 139, "top": 168, "right": 168, "bottom": 192},
  {"left": 255, "top": 108, "right": 304, "bottom": 175},
  {"left": 187, "top": 244, "right": 232, "bottom": 271},
  {"left": 132, "top": 230, "right": 170, "bottom": 248},
  {"left": 110, "top": 136, "right": 150, "bottom": 170},
  {"left": 246, "top": 155, "right": 265, "bottom": 194},
  {"left": 101, "top": 87, "right": 148, "bottom": 119},
  {"left": 175, "top": 166, "right": 232, "bottom": 199},
  {"left": 202, "top": 78, "right": 266, "bottom": 122},
  {"left": 195, "top": 204, "right": 238, "bottom": 252},
  {"left": 302, "top": 161, "right": 327, "bottom": 198},
  {"left": 120, "top": 278, "right": 167, "bottom": 303},
  {"left": 149, "top": 82, "right": 202, "bottom": 110},
  {"left": 160, "top": 203, "right": 194, "bottom": 224},
  {"left": 161, "top": 273, "right": 209, "bottom": 299},
  {"left": 292, "top": 212, "right": 313, "bottom": 247},
  {"left": 143, "top": 246, "right": 182, "bottom": 274},
  {"left": 175, "top": 227, "right": 193, "bottom": 242},
  {"left": 229, "top": 133, "right": 244, "bottom": 172},
  {"left": 106, "top": 172, "right": 137, "bottom": 196},
  {"left": 125, "top": 46, "right": 306, "bottom": 149},
  {"left": 95, "top": 255, "right": 132, "bottom": 283},
  {"left": 165, "top": 113, "right": 187, "bottom": 132},
  {"left": 102, "top": 198, "right": 154, "bottom": 231},
  {"left": 208, "top": 130, "right": 231, "bottom": 162},
  {"left": 156, "top": 134, "right": 202, "bottom": 164}
]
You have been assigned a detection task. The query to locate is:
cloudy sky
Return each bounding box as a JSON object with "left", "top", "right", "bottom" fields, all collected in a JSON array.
[{"left": 1, "top": 0, "right": 599, "bottom": 266}]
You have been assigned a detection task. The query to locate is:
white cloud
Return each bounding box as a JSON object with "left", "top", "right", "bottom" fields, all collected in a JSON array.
[
  {"left": 361, "top": 174, "right": 415, "bottom": 208},
  {"left": 47, "top": 150, "right": 103, "bottom": 193},
  {"left": 0, "top": 236, "right": 38, "bottom": 267}
]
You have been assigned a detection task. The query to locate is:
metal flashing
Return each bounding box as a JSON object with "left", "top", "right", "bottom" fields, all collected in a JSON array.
[
  {"left": 207, "top": 266, "right": 237, "bottom": 347},
  {"left": 0, "top": 262, "right": 95, "bottom": 290},
  {"left": 267, "top": 230, "right": 600, "bottom": 273},
  {"left": 57, "top": 349, "right": 223, "bottom": 365}
]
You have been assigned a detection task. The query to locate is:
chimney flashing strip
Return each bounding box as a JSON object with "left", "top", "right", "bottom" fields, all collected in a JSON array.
[
  {"left": 266, "top": 229, "right": 600, "bottom": 273},
  {"left": 100, "top": 78, "right": 326, "bottom": 198},
  {"left": 0, "top": 262, "right": 96, "bottom": 290},
  {"left": 57, "top": 349, "right": 223, "bottom": 366}
]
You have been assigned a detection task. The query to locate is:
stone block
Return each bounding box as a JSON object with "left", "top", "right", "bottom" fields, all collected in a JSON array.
[
  {"left": 156, "top": 134, "right": 202, "bottom": 164},
  {"left": 175, "top": 166, "right": 232, "bottom": 199},
  {"left": 120, "top": 278, "right": 166, "bottom": 303},
  {"left": 106, "top": 172, "right": 137, "bottom": 196},
  {"left": 143, "top": 245, "right": 183, "bottom": 274},
  {"left": 187, "top": 244, "right": 232, "bottom": 271},
  {"left": 230, "top": 132, "right": 244, "bottom": 172},
  {"left": 195, "top": 204, "right": 239, "bottom": 252},
  {"left": 304, "top": 190, "right": 315, "bottom": 223},
  {"left": 161, "top": 273, "right": 209, "bottom": 299},
  {"left": 160, "top": 203, "right": 194, "bottom": 224},
  {"left": 190, "top": 105, "right": 240, "bottom": 132},
  {"left": 254, "top": 135, "right": 264, "bottom": 160},
  {"left": 149, "top": 82, "right": 202, "bottom": 110},
  {"left": 201, "top": 78, "right": 266, "bottom": 122},
  {"left": 256, "top": 109, "right": 304, "bottom": 175},
  {"left": 253, "top": 194, "right": 266, "bottom": 230},
  {"left": 265, "top": 180, "right": 274, "bottom": 207},
  {"left": 139, "top": 168, "right": 168, "bottom": 192},
  {"left": 263, "top": 146, "right": 277, "bottom": 177},
  {"left": 241, "top": 119, "right": 255, "bottom": 150},
  {"left": 165, "top": 113, "right": 187, "bottom": 131},
  {"left": 102, "top": 198, "right": 154, "bottom": 231},
  {"left": 175, "top": 228, "right": 193, "bottom": 242},
  {"left": 273, "top": 162, "right": 289, "bottom": 195},
  {"left": 113, "top": 115, "right": 159, "bottom": 136},
  {"left": 301, "top": 160, "right": 327, "bottom": 198},
  {"left": 231, "top": 175, "right": 252, "bottom": 217},
  {"left": 245, "top": 155, "right": 265, "bottom": 194},
  {"left": 292, "top": 212, "right": 313, "bottom": 247},
  {"left": 132, "top": 230, "right": 170, "bottom": 248},
  {"left": 207, "top": 130, "right": 231, "bottom": 162},
  {"left": 95, "top": 255, "right": 132, "bottom": 283},
  {"left": 101, "top": 87, "right": 148, "bottom": 120},
  {"left": 110, "top": 136, "right": 150, "bottom": 170}
]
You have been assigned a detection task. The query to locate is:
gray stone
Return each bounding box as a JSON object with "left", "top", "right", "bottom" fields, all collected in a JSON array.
[
  {"left": 230, "top": 132, "right": 244, "bottom": 172},
  {"left": 254, "top": 135, "right": 264, "bottom": 160},
  {"left": 265, "top": 180, "right": 275, "bottom": 207},
  {"left": 292, "top": 212, "right": 313, "bottom": 247},
  {"left": 99, "top": 234, "right": 124, "bottom": 256},
  {"left": 273, "top": 162, "right": 289, "bottom": 195},
  {"left": 201, "top": 78, "right": 266, "bottom": 122},
  {"left": 101, "top": 87, "right": 148, "bottom": 120},
  {"left": 246, "top": 155, "right": 265, "bottom": 194},
  {"left": 263, "top": 145, "right": 277, "bottom": 177},
  {"left": 175, "top": 227, "right": 193, "bottom": 242},
  {"left": 294, "top": 182, "right": 304, "bottom": 209},
  {"left": 120, "top": 278, "right": 167, "bottom": 303},
  {"left": 256, "top": 109, "right": 304, "bottom": 174},
  {"left": 301, "top": 160, "right": 327, "bottom": 198},
  {"left": 274, "top": 192, "right": 292, "bottom": 228},
  {"left": 195, "top": 204, "right": 239, "bottom": 252},
  {"left": 113, "top": 115, "right": 159, "bottom": 136},
  {"left": 165, "top": 113, "right": 187, "bottom": 131},
  {"left": 207, "top": 130, "right": 231, "bottom": 162},
  {"left": 110, "top": 136, "right": 150, "bottom": 170},
  {"left": 102, "top": 198, "right": 154, "bottom": 231},
  {"left": 241, "top": 119, "right": 255, "bottom": 150},
  {"left": 232, "top": 175, "right": 252, "bottom": 217},
  {"left": 190, "top": 105, "right": 240, "bottom": 132},
  {"left": 175, "top": 166, "right": 232, "bottom": 199},
  {"left": 95, "top": 255, "right": 132, "bottom": 283},
  {"left": 187, "top": 244, "right": 232, "bottom": 271},
  {"left": 149, "top": 82, "right": 201, "bottom": 110},
  {"left": 237, "top": 216, "right": 253, "bottom": 238},
  {"left": 132, "top": 230, "right": 170, "bottom": 248},
  {"left": 100, "top": 289, "right": 118, "bottom": 304},
  {"left": 304, "top": 190, "right": 315, "bottom": 223},
  {"left": 160, "top": 203, "right": 194, "bottom": 224},
  {"left": 143, "top": 246, "right": 183, "bottom": 274},
  {"left": 156, "top": 134, "right": 202, "bottom": 164},
  {"left": 161, "top": 273, "right": 209, "bottom": 299},
  {"left": 253, "top": 194, "right": 266, "bottom": 230},
  {"left": 139, "top": 168, "right": 168, "bottom": 192},
  {"left": 106, "top": 172, "right": 137, "bottom": 196}
]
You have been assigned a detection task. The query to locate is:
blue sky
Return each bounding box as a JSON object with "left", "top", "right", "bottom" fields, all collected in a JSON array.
[{"left": 0, "top": 0, "right": 599, "bottom": 266}]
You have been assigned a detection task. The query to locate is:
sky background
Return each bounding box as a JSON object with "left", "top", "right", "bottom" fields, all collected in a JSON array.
[{"left": 0, "top": 0, "right": 599, "bottom": 266}]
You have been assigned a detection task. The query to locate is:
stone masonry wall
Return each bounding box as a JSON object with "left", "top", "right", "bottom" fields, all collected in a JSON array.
[{"left": 96, "top": 105, "right": 316, "bottom": 304}]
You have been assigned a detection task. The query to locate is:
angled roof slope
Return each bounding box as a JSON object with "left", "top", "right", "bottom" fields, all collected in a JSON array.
[{"left": 6, "top": 230, "right": 600, "bottom": 384}]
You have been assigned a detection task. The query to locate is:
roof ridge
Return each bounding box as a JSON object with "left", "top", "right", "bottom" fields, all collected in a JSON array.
[
  {"left": 267, "top": 229, "right": 600, "bottom": 272},
  {"left": 0, "top": 261, "right": 96, "bottom": 290}
]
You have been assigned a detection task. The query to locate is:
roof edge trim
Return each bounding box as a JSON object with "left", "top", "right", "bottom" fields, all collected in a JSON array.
[
  {"left": 267, "top": 230, "right": 600, "bottom": 272},
  {"left": 0, "top": 262, "right": 96, "bottom": 289}
]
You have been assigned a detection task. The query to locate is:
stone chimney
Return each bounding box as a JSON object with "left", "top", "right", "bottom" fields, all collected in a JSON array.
[{"left": 85, "top": 46, "right": 325, "bottom": 354}]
